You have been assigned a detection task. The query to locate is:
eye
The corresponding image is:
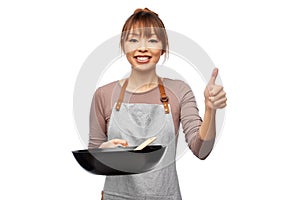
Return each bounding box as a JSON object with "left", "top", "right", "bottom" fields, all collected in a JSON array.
[
  {"left": 149, "top": 39, "right": 158, "bottom": 43},
  {"left": 129, "top": 38, "right": 138, "bottom": 43}
]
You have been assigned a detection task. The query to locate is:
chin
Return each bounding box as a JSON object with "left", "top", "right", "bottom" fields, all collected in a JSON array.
[{"left": 132, "top": 63, "right": 156, "bottom": 71}]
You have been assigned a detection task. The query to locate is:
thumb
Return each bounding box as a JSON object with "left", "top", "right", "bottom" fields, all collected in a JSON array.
[{"left": 208, "top": 68, "right": 219, "bottom": 85}]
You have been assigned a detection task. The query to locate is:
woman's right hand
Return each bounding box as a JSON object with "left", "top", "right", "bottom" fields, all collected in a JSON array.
[{"left": 99, "top": 139, "right": 128, "bottom": 148}]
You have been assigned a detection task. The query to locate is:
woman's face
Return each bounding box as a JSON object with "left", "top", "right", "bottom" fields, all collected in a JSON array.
[{"left": 123, "top": 28, "right": 163, "bottom": 71}]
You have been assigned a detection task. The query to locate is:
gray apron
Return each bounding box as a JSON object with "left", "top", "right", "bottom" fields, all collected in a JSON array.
[{"left": 103, "top": 79, "right": 182, "bottom": 200}]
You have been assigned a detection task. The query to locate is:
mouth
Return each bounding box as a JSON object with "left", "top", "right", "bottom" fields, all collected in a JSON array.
[{"left": 133, "top": 55, "right": 152, "bottom": 64}]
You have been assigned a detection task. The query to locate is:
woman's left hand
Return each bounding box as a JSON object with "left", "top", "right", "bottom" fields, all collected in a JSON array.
[{"left": 204, "top": 68, "right": 227, "bottom": 110}]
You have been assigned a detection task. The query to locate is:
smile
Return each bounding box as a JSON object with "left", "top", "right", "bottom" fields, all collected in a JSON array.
[{"left": 134, "top": 56, "right": 152, "bottom": 63}]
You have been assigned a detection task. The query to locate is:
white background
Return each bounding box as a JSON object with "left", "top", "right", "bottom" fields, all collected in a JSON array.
[{"left": 1, "top": 0, "right": 299, "bottom": 199}]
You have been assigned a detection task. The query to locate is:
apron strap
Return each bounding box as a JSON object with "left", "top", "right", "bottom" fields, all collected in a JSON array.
[
  {"left": 158, "top": 78, "right": 170, "bottom": 114},
  {"left": 115, "top": 78, "right": 170, "bottom": 114},
  {"left": 115, "top": 79, "right": 128, "bottom": 111}
]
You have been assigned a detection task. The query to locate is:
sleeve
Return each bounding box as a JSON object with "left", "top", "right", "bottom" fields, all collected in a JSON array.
[
  {"left": 88, "top": 88, "right": 108, "bottom": 149},
  {"left": 180, "top": 82, "right": 213, "bottom": 159}
]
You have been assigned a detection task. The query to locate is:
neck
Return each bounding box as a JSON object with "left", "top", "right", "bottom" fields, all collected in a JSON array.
[{"left": 127, "top": 69, "right": 159, "bottom": 92}]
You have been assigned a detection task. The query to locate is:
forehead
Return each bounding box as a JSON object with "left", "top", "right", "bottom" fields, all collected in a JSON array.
[{"left": 127, "top": 27, "right": 157, "bottom": 36}]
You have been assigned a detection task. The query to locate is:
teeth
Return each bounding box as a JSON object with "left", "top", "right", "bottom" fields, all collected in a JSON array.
[{"left": 137, "top": 57, "right": 149, "bottom": 61}]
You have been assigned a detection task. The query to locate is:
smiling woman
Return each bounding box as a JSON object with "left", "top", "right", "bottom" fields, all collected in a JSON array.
[{"left": 87, "top": 7, "right": 227, "bottom": 200}]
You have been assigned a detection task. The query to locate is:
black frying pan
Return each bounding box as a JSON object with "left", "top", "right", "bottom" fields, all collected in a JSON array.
[{"left": 72, "top": 145, "right": 166, "bottom": 175}]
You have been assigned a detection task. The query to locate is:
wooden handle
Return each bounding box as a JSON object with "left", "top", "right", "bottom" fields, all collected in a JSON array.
[{"left": 134, "top": 137, "right": 157, "bottom": 151}]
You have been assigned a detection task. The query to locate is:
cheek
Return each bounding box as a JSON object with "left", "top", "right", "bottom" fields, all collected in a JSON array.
[
  {"left": 125, "top": 53, "right": 134, "bottom": 63},
  {"left": 151, "top": 43, "right": 163, "bottom": 56},
  {"left": 151, "top": 49, "right": 163, "bottom": 57},
  {"left": 124, "top": 46, "right": 133, "bottom": 54},
  {"left": 123, "top": 42, "right": 136, "bottom": 54}
]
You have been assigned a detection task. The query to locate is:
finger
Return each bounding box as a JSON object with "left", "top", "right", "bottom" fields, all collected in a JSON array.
[
  {"left": 208, "top": 94, "right": 226, "bottom": 103},
  {"left": 208, "top": 68, "right": 219, "bottom": 85},
  {"left": 208, "top": 91, "right": 226, "bottom": 103},
  {"left": 209, "top": 85, "right": 223, "bottom": 96},
  {"left": 112, "top": 139, "right": 128, "bottom": 147},
  {"left": 216, "top": 102, "right": 227, "bottom": 109},
  {"left": 209, "top": 90, "right": 226, "bottom": 101},
  {"left": 212, "top": 97, "right": 227, "bottom": 108}
]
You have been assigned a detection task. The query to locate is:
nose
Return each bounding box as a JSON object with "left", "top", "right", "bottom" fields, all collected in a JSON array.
[
  {"left": 138, "top": 48, "right": 148, "bottom": 53},
  {"left": 137, "top": 40, "right": 148, "bottom": 52}
]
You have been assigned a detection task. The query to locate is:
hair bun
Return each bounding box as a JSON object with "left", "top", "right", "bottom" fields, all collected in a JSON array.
[{"left": 133, "top": 8, "right": 159, "bottom": 17}]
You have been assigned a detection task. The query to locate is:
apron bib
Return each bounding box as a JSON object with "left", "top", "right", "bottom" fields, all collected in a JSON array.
[{"left": 102, "top": 79, "right": 182, "bottom": 200}]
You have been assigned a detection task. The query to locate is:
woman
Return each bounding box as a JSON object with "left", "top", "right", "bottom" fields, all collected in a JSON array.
[{"left": 89, "top": 8, "right": 227, "bottom": 200}]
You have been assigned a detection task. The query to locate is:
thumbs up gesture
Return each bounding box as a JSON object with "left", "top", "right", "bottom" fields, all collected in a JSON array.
[{"left": 204, "top": 68, "right": 227, "bottom": 110}]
